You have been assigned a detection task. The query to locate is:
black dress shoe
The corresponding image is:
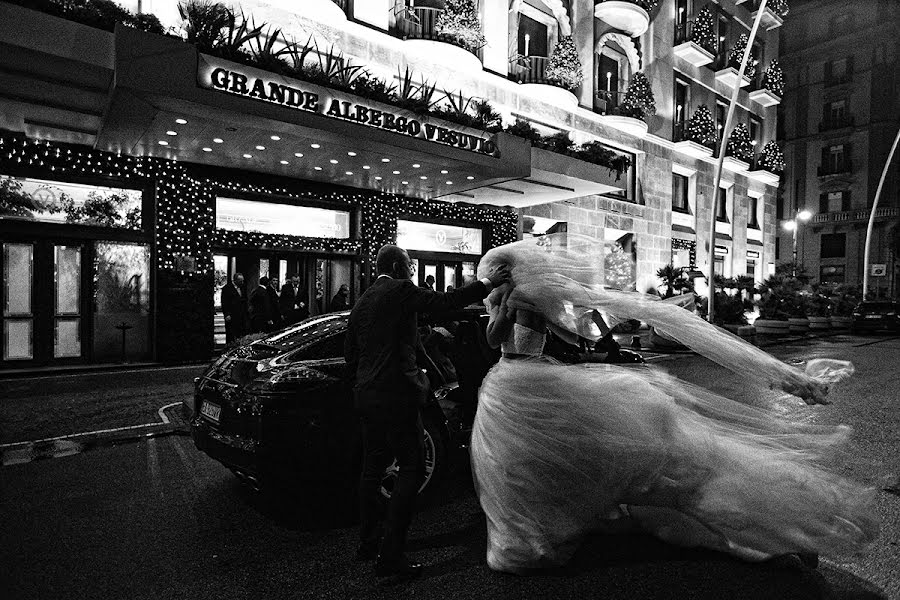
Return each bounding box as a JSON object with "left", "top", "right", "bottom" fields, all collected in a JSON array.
[
  {"left": 355, "top": 542, "right": 379, "bottom": 562},
  {"left": 374, "top": 558, "right": 423, "bottom": 581}
]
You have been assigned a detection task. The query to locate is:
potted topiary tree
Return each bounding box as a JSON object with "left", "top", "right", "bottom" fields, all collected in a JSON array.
[
  {"left": 829, "top": 283, "right": 860, "bottom": 329},
  {"left": 807, "top": 283, "right": 833, "bottom": 330},
  {"left": 544, "top": 35, "right": 584, "bottom": 92}
]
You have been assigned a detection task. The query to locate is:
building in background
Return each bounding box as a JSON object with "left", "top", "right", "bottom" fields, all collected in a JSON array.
[
  {"left": 777, "top": 0, "right": 899, "bottom": 295},
  {"left": 0, "top": 0, "right": 784, "bottom": 370}
]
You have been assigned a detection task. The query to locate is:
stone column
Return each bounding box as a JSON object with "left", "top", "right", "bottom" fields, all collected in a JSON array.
[
  {"left": 571, "top": 0, "right": 595, "bottom": 108},
  {"left": 482, "top": 0, "right": 510, "bottom": 75}
]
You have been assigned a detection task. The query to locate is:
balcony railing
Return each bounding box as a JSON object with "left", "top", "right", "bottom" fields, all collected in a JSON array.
[
  {"left": 390, "top": 6, "right": 483, "bottom": 58},
  {"left": 819, "top": 115, "right": 856, "bottom": 131},
  {"left": 509, "top": 56, "right": 550, "bottom": 85},
  {"left": 596, "top": 89, "right": 626, "bottom": 115},
  {"left": 817, "top": 161, "right": 853, "bottom": 176},
  {"left": 811, "top": 206, "right": 900, "bottom": 224}
]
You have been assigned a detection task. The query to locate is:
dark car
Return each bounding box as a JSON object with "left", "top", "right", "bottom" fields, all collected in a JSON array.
[
  {"left": 850, "top": 301, "right": 900, "bottom": 334},
  {"left": 186, "top": 308, "right": 643, "bottom": 509},
  {"left": 186, "top": 308, "right": 499, "bottom": 507}
]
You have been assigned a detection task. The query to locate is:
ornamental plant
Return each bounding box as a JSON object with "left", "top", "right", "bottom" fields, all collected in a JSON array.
[
  {"left": 435, "top": 0, "right": 486, "bottom": 53},
  {"left": 618, "top": 72, "right": 656, "bottom": 122},
  {"left": 687, "top": 105, "right": 717, "bottom": 146},
  {"left": 757, "top": 141, "right": 785, "bottom": 173},
  {"left": 727, "top": 33, "right": 758, "bottom": 79},
  {"left": 544, "top": 36, "right": 584, "bottom": 92},
  {"left": 726, "top": 123, "right": 754, "bottom": 162},
  {"left": 769, "top": 0, "right": 790, "bottom": 17},
  {"left": 762, "top": 60, "right": 785, "bottom": 97},
  {"left": 690, "top": 6, "right": 717, "bottom": 55},
  {"left": 656, "top": 264, "right": 692, "bottom": 298}
]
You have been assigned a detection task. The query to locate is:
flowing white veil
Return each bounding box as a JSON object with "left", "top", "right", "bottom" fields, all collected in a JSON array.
[{"left": 478, "top": 233, "right": 854, "bottom": 404}]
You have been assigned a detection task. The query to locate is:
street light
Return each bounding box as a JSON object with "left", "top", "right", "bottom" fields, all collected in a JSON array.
[{"left": 783, "top": 209, "right": 813, "bottom": 276}]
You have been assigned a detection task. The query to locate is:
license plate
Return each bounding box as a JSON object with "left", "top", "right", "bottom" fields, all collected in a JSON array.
[
  {"left": 200, "top": 401, "right": 222, "bottom": 423},
  {"left": 865, "top": 314, "right": 881, "bottom": 319}
]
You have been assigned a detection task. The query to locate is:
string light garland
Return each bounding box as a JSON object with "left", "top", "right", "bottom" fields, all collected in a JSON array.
[
  {"left": 726, "top": 123, "right": 754, "bottom": 162},
  {"left": 434, "top": 0, "right": 487, "bottom": 53},
  {"left": 618, "top": 72, "right": 656, "bottom": 122},
  {"left": 691, "top": 7, "right": 718, "bottom": 55},
  {"left": 762, "top": 60, "right": 784, "bottom": 97},
  {"left": 756, "top": 141, "right": 785, "bottom": 174},
  {"left": 728, "top": 34, "right": 758, "bottom": 79},
  {"left": 545, "top": 36, "right": 584, "bottom": 92},
  {"left": 687, "top": 105, "right": 717, "bottom": 147}
]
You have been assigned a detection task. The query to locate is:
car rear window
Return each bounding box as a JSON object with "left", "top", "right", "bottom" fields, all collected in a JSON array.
[{"left": 260, "top": 313, "right": 348, "bottom": 353}]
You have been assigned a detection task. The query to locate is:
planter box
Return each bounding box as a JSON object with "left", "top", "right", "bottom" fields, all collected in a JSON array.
[
  {"left": 404, "top": 38, "right": 483, "bottom": 73},
  {"left": 752, "top": 7, "right": 785, "bottom": 31},
  {"left": 722, "top": 155, "right": 750, "bottom": 173},
  {"left": 807, "top": 316, "right": 831, "bottom": 330},
  {"left": 747, "top": 167, "right": 781, "bottom": 186},
  {"left": 520, "top": 83, "right": 578, "bottom": 109},
  {"left": 673, "top": 41, "right": 715, "bottom": 67},
  {"left": 594, "top": 1, "right": 650, "bottom": 37},
  {"left": 830, "top": 316, "right": 853, "bottom": 329},
  {"left": 600, "top": 114, "right": 648, "bottom": 138},
  {"left": 754, "top": 319, "right": 789, "bottom": 335},
  {"left": 788, "top": 317, "right": 810, "bottom": 333},
  {"left": 748, "top": 88, "right": 782, "bottom": 107},
  {"left": 724, "top": 324, "right": 756, "bottom": 339},
  {"left": 715, "top": 67, "right": 752, "bottom": 89},
  {"left": 673, "top": 140, "right": 714, "bottom": 159}
]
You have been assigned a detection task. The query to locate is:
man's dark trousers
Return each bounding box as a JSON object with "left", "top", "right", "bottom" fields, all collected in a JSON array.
[{"left": 357, "top": 389, "right": 424, "bottom": 561}]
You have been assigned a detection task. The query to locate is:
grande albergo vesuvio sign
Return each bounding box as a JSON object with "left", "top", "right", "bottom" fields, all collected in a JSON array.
[{"left": 198, "top": 56, "right": 499, "bottom": 157}]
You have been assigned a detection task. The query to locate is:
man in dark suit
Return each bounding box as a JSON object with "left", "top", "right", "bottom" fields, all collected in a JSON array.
[
  {"left": 279, "top": 273, "right": 309, "bottom": 325},
  {"left": 221, "top": 272, "right": 247, "bottom": 344},
  {"left": 267, "top": 277, "right": 282, "bottom": 330},
  {"left": 249, "top": 276, "right": 275, "bottom": 333},
  {"left": 345, "top": 244, "right": 509, "bottom": 581}
]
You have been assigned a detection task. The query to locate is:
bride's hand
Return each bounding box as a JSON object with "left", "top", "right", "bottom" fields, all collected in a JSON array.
[{"left": 781, "top": 373, "right": 830, "bottom": 405}]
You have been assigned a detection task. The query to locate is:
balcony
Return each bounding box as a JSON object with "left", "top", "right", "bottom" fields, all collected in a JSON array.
[
  {"left": 509, "top": 56, "right": 579, "bottom": 108},
  {"left": 594, "top": 1, "right": 652, "bottom": 37},
  {"left": 819, "top": 115, "right": 856, "bottom": 132},
  {"left": 817, "top": 161, "right": 854, "bottom": 177},
  {"left": 811, "top": 207, "right": 900, "bottom": 224},
  {"left": 673, "top": 21, "right": 715, "bottom": 67},
  {"left": 672, "top": 122, "right": 715, "bottom": 158},
  {"left": 390, "top": 6, "right": 483, "bottom": 72},
  {"left": 747, "top": 157, "right": 781, "bottom": 186},
  {"left": 596, "top": 90, "right": 648, "bottom": 137},
  {"left": 747, "top": 73, "right": 782, "bottom": 107}
]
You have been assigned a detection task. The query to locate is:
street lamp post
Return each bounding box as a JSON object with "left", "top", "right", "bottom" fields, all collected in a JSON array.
[{"left": 783, "top": 209, "right": 813, "bottom": 277}]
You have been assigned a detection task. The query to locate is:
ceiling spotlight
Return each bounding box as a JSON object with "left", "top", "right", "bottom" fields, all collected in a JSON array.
[
  {"left": 375, "top": 176, "right": 383, "bottom": 180},
  {"left": 401, "top": 180, "right": 409, "bottom": 185},
  {"left": 330, "top": 159, "right": 339, "bottom": 164},
  {"left": 158, "top": 140, "right": 169, "bottom": 146},
  {"left": 381, "top": 158, "right": 390, "bottom": 162},
  {"left": 446, "top": 181, "right": 453, "bottom": 185},
  {"left": 213, "top": 138, "right": 223, "bottom": 144},
  {"left": 420, "top": 176, "right": 428, "bottom": 180},
  {"left": 256, "top": 145, "right": 265, "bottom": 150},
  {"left": 314, "top": 166, "right": 323, "bottom": 171},
  {"left": 345, "top": 171, "right": 353, "bottom": 175},
  {"left": 412, "top": 163, "right": 421, "bottom": 168},
  {"left": 393, "top": 170, "right": 400, "bottom": 175},
  {"left": 202, "top": 147, "right": 212, "bottom": 152},
  {"left": 294, "top": 152, "right": 304, "bottom": 158},
  {"left": 347, "top": 151, "right": 357, "bottom": 156},
  {"left": 280, "top": 160, "right": 289, "bottom": 165},
  {"left": 362, "top": 165, "right": 371, "bottom": 170},
  {"left": 467, "top": 176, "right": 475, "bottom": 180},
  {"left": 166, "top": 130, "right": 177, "bottom": 136},
  {"left": 311, "top": 143, "right": 321, "bottom": 149},
  {"left": 440, "top": 170, "right": 448, "bottom": 174},
  {"left": 243, "top": 153, "right": 252, "bottom": 158},
  {"left": 271, "top": 135, "right": 281, "bottom": 141},
  {"left": 175, "top": 118, "right": 188, "bottom": 125}
]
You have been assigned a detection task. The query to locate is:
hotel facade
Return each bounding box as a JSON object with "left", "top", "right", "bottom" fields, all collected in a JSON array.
[{"left": 0, "top": 0, "right": 784, "bottom": 370}]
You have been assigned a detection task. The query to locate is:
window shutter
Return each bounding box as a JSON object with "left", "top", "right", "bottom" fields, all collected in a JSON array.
[{"left": 819, "top": 193, "right": 829, "bottom": 214}]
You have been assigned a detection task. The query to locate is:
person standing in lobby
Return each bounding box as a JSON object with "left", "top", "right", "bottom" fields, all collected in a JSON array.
[
  {"left": 221, "top": 272, "right": 247, "bottom": 344},
  {"left": 344, "top": 244, "right": 509, "bottom": 582},
  {"left": 267, "top": 277, "right": 282, "bottom": 331},
  {"left": 279, "top": 273, "right": 309, "bottom": 325},
  {"left": 249, "top": 276, "right": 275, "bottom": 333}
]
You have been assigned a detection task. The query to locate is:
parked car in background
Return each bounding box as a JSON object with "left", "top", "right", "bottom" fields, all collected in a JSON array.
[
  {"left": 185, "top": 307, "right": 643, "bottom": 513},
  {"left": 850, "top": 301, "right": 900, "bottom": 334}
]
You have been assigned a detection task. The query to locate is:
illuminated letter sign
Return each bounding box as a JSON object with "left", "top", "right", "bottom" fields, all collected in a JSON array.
[{"left": 198, "top": 56, "right": 499, "bottom": 157}]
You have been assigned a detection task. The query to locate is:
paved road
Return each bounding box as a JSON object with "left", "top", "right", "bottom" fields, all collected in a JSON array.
[{"left": 1, "top": 336, "right": 898, "bottom": 599}]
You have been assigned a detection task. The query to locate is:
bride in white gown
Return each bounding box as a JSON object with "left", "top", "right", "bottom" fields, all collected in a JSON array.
[{"left": 470, "top": 234, "right": 879, "bottom": 574}]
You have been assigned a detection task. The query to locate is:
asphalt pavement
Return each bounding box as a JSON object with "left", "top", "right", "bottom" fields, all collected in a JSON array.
[{"left": 1, "top": 334, "right": 898, "bottom": 599}]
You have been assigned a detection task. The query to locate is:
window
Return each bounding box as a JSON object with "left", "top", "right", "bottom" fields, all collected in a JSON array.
[
  {"left": 672, "top": 173, "right": 690, "bottom": 213},
  {"left": 746, "top": 259, "right": 756, "bottom": 279},
  {"left": 821, "top": 233, "right": 846, "bottom": 259},
  {"left": 396, "top": 220, "right": 483, "bottom": 255},
  {"left": 819, "top": 190, "right": 851, "bottom": 213},
  {"left": 716, "top": 14, "right": 730, "bottom": 58},
  {"left": 820, "top": 265, "right": 845, "bottom": 284},
  {"left": 715, "top": 101, "right": 727, "bottom": 145},
  {"left": 598, "top": 40, "right": 630, "bottom": 110},
  {"left": 518, "top": 14, "right": 548, "bottom": 57},
  {"left": 775, "top": 237, "right": 780, "bottom": 259},
  {"left": 713, "top": 255, "right": 725, "bottom": 276},
  {"left": 216, "top": 197, "right": 350, "bottom": 238},
  {"left": 825, "top": 56, "right": 853, "bottom": 85},
  {"left": 749, "top": 116, "right": 762, "bottom": 150},
  {"left": 598, "top": 53, "right": 622, "bottom": 98},
  {"left": 673, "top": 79, "right": 691, "bottom": 142},
  {"left": 717, "top": 187, "right": 729, "bottom": 222},
  {"left": 748, "top": 195, "right": 759, "bottom": 228},
  {"left": 675, "top": 0, "right": 689, "bottom": 26},
  {"left": 821, "top": 143, "right": 851, "bottom": 173},
  {"left": 828, "top": 100, "right": 847, "bottom": 124}
]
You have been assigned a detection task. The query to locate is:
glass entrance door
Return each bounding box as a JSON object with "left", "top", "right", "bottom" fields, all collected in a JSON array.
[
  {"left": 2, "top": 240, "right": 86, "bottom": 365},
  {"left": 415, "top": 258, "right": 472, "bottom": 292}
]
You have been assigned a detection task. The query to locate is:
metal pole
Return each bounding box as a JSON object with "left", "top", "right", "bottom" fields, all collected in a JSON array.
[
  {"left": 791, "top": 218, "right": 798, "bottom": 277},
  {"left": 707, "top": 0, "right": 768, "bottom": 323},
  {"left": 862, "top": 127, "right": 900, "bottom": 298}
]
